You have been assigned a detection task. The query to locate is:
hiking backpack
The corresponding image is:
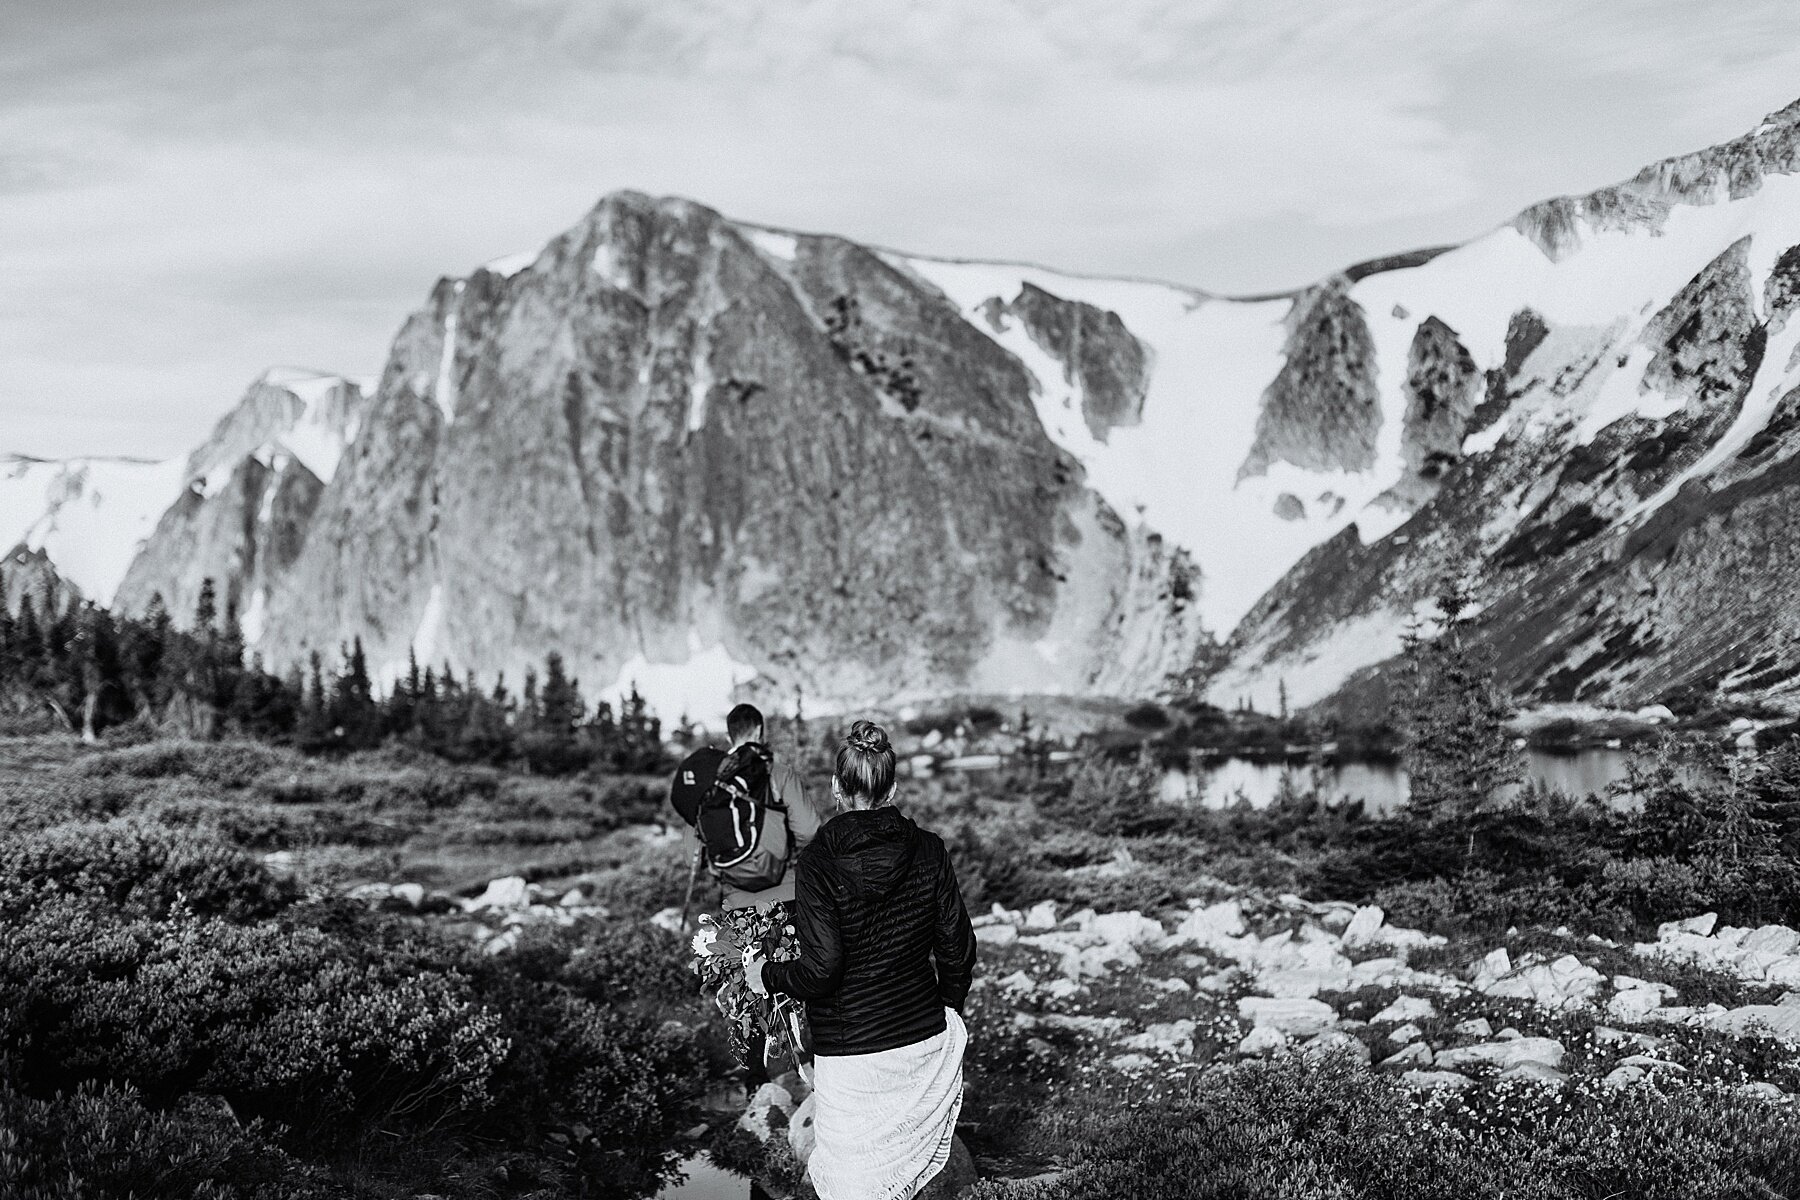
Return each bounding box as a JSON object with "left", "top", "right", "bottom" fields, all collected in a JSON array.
[
  {"left": 692, "top": 743, "right": 791, "bottom": 892},
  {"left": 670, "top": 746, "right": 727, "bottom": 828}
]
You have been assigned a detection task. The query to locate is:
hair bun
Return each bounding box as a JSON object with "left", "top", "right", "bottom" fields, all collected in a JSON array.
[{"left": 845, "top": 720, "right": 891, "bottom": 756}]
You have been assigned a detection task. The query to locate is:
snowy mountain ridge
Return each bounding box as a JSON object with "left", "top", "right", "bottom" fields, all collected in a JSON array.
[{"left": 10, "top": 98, "right": 1800, "bottom": 718}]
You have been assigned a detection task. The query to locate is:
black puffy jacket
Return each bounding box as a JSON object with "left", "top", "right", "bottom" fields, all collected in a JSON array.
[{"left": 761, "top": 805, "right": 977, "bottom": 1056}]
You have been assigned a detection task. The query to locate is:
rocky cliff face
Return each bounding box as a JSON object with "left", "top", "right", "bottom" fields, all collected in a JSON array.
[
  {"left": 250, "top": 196, "right": 1207, "bottom": 711},
  {"left": 1214, "top": 98, "right": 1800, "bottom": 715},
  {"left": 111, "top": 370, "right": 365, "bottom": 640},
  {"left": 1240, "top": 281, "right": 1382, "bottom": 481},
  {"left": 1, "top": 546, "right": 77, "bottom": 617},
  {"left": 17, "top": 98, "right": 1800, "bottom": 717}
]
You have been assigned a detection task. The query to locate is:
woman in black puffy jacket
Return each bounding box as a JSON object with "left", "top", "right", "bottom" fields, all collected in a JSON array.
[{"left": 747, "top": 720, "right": 977, "bottom": 1200}]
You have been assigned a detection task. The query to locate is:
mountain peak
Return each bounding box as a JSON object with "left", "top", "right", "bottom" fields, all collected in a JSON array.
[
  {"left": 587, "top": 189, "right": 715, "bottom": 222},
  {"left": 1756, "top": 97, "right": 1800, "bottom": 135}
]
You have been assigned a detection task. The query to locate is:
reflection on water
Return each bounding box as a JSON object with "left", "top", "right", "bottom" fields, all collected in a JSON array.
[
  {"left": 1163, "top": 749, "right": 1638, "bottom": 815},
  {"left": 655, "top": 1156, "right": 754, "bottom": 1200}
]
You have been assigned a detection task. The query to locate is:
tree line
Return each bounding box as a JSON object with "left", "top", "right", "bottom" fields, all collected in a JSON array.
[{"left": 0, "top": 569, "right": 665, "bottom": 774}]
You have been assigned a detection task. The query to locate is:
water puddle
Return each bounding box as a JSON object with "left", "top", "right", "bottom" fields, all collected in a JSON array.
[{"left": 655, "top": 1155, "right": 755, "bottom": 1200}]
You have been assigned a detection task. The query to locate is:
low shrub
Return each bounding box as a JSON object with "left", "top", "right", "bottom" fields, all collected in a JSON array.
[
  {"left": 0, "top": 899, "right": 509, "bottom": 1141},
  {"left": 594, "top": 775, "right": 666, "bottom": 825},
  {"left": 969, "top": 1054, "right": 1800, "bottom": 1200},
  {"left": 505, "top": 921, "right": 698, "bottom": 1011},
  {"left": 1122, "top": 702, "right": 1171, "bottom": 731},
  {"left": 77, "top": 741, "right": 295, "bottom": 789},
  {"left": 0, "top": 1077, "right": 328, "bottom": 1200},
  {"left": 0, "top": 820, "right": 293, "bottom": 920},
  {"left": 581, "top": 855, "right": 692, "bottom": 917}
]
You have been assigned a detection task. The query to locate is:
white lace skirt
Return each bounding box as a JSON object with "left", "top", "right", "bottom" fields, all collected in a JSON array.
[{"left": 806, "top": 1008, "right": 967, "bottom": 1200}]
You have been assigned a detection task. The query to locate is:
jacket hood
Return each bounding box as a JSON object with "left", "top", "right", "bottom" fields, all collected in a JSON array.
[{"left": 818, "top": 805, "right": 919, "bottom": 900}]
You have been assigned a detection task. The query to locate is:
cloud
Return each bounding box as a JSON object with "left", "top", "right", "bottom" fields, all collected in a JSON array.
[{"left": 3, "top": 0, "right": 1800, "bottom": 458}]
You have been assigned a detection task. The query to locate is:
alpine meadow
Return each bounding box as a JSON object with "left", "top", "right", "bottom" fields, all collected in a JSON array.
[{"left": 10, "top": 8, "right": 1800, "bottom": 1198}]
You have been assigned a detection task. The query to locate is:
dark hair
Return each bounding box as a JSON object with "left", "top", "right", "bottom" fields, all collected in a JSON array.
[
  {"left": 726, "top": 703, "right": 764, "bottom": 743},
  {"left": 835, "top": 720, "right": 897, "bottom": 805}
]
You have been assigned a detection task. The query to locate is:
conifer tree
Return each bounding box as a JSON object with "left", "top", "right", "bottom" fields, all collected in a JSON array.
[
  {"left": 615, "top": 684, "right": 663, "bottom": 772},
  {"left": 521, "top": 666, "right": 540, "bottom": 730},
  {"left": 539, "top": 652, "right": 583, "bottom": 733},
  {"left": 298, "top": 650, "right": 331, "bottom": 747},
  {"left": 194, "top": 578, "right": 218, "bottom": 634},
  {"left": 1392, "top": 577, "right": 1521, "bottom": 822},
  {"left": 0, "top": 564, "right": 15, "bottom": 689},
  {"left": 15, "top": 597, "right": 43, "bottom": 684},
  {"left": 334, "top": 637, "right": 378, "bottom": 748},
  {"left": 129, "top": 593, "right": 172, "bottom": 714}
]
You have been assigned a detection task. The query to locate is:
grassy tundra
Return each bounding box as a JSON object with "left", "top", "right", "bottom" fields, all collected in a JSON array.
[{"left": 6, "top": 729, "right": 1800, "bottom": 1199}]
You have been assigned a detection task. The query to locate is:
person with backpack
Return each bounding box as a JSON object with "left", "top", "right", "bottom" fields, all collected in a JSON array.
[
  {"left": 671, "top": 702, "right": 821, "bottom": 1072},
  {"left": 745, "top": 720, "right": 977, "bottom": 1200}
]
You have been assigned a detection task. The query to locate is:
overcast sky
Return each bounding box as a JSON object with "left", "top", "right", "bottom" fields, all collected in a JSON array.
[{"left": 6, "top": 0, "right": 1800, "bottom": 460}]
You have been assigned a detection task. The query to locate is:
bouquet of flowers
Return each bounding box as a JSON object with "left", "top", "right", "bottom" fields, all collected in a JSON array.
[{"left": 690, "top": 907, "right": 810, "bottom": 1074}]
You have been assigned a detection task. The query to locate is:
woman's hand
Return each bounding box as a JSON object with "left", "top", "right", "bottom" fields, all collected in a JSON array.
[{"left": 744, "top": 952, "right": 769, "bottom": 997}]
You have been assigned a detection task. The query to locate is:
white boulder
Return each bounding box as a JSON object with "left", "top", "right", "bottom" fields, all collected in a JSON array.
[
  {"left": 1607, "top": 988, "right": 1666, "bottom": 1024},
  {"left": 1436, "top": 1037, "right": 1566, "bottom": 1073},
  {"left": 1340, "top": 905, "right": 1385, "bottom": 947},
  {"left": 1237, "top": 1026, "right": 1288, "bottom": 1055},
  {"left": 1380, "top": 1042, "right": 1433, "bottom": 1068},
  {"left": 788, "top": 1093, "right": 817, "bottom": 1164},
  {"left": 1120, "top": 1020, "right": 1197, "bottom": 1056},
  {"left": 1743, "top": 926, "right": 1800, "bottom": 957},
  {"left": 1238, "top": 997, "right": 1337, "bottom": 1036},
  {"left": 468, "top": 875, "right": 532, "bottom": 910},
  {"left": 737, "top": 1081, "right": 796, "bottom": 1141},
  {"left": 1657, "top": 912, "right": 1718, "bottom": 939},
  {"left": 1707, "top": 1004, "right": 1800, "bottom": 1041},
  {"left": 1372, "top": 996, "right": 1437, "bottom": 1024},
  {"left": 1089, "top": 910, "right": 1169, "bottom": 952}
]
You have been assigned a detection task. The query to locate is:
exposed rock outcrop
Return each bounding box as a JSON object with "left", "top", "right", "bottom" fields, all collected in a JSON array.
[
  {"left": 1640, "top": 237, "right": 1765, "bottom": 411},
  {"left": 1239, "top": 280, "right": 1381, "bottom": 480},
  {"left": 1512, "top": 98, "right": 1800, "bottom": 259},
  {"left": 1390, "top": 317, "right": 1481, "bottom": 504},
  {"left": 1, "top": 545, "right": 77, "bottom": 615},
  {"left": 1006, "top": 282, "right": 1152, "bottom": 442}
]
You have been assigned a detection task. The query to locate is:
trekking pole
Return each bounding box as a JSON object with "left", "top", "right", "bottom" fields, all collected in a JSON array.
[{"left": 677, "top": 843, "right": 704, "bottom": 930}]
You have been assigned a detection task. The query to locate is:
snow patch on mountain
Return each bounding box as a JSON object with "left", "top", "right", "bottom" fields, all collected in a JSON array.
[
  {"left": 898, "top": 256, "right": 1410, "bottom": 635},
  {"left": 1353, "top": 171, "right": 1800, "bottom": 447},
  {"left": 747, "top": 229, "right": 798, "bottom": 262},
  {"left": 434, "top": 290, "right": 462, "bottom": 425},
  {"left": 600, "top": 631, "right": 761, "bottom": 725},
  {"left": 241, "top": 588, "right": 269, "bottom": 646},
  {"left": 1212, "top": 609, "right": 1412, "bottom": 713},
  {"left": 0, "top": 456, "right": 187, "bottom": 605},
  {"left": 686, "top": 338, "right": 715, "bottom": 433},
  {"left": 592, "top": 242, "right": 635, "bottom": 293},
  {"left": 412, "top": 584, "right": 446, "bottom": 668},
  {"left": 187, "top": 369, "right": 366, "bottom": 488},
  {"left": 483, "top": 250, "right": 538, "bottom": 278}
]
